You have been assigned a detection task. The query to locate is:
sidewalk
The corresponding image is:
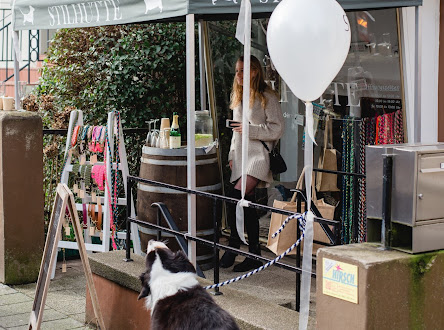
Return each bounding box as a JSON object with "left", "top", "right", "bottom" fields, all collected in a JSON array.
[
  {"left": 0, "top": 259, "right": 92, "bottom": 330},
  {"left": 1, "top": 236, "right": 316, "bottom": 329}
]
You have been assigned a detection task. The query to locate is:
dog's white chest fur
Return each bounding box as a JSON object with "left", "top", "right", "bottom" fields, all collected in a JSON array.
[{"left": 145, "top": 257, "right": 198, "bottom": 313}]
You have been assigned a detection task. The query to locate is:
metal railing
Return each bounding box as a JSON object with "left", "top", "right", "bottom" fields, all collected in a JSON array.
[
  {"left": 0, "top": 9, "right": 41, "bottom": 83},
  {"left": 125, "top": 175, "right": 341, "bottom": 311}
]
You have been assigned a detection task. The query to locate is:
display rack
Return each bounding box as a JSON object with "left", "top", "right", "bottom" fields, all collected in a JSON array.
[{"left": 57, "top": 110, "right": 142, "bottom": 255}]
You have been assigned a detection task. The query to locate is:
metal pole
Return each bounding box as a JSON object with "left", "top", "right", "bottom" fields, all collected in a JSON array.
[
  {"left": 352, "top": 122, "right": 359, "bottom": 243},
  {"left": 186, "top": 14, "right": 197, "bottom": 267},
  {"left": 212, "top": 198, "right": 221, "bottom": 295},
  {"left": 202, "top": 21, "right": 228, "bottom": 231},
  {"left": 198, "top": 20, "right": 207, "bottom": 111},
  {"left": 157, "top": 208, "right": 161, "bottom": 241},
  {"left": 124, "top": 178, "right": 133, "bottom": 262},
  {"left": 414, "top": 6, "right": 421, "bottom": 143},
  {"left": 381, "top": 155, "right": 393, "bottom": 249},
  {"left": 296, "top": 193, "right": 302, "bottom": 312},
  {"left": 13, "top": 30, "right": 20, "bottom": 108}
]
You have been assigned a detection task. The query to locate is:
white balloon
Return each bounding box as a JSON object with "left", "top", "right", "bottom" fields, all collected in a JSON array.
[{"left": 267, "top": 0, "right": 351, "bottom": 102}]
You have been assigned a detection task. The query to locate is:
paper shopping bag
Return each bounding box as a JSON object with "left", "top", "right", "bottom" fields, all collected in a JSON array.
[
  {"left": 316, "top": 116, "right": 340, "bottom": 192},
  {"left": 267, "top": 170, "right": 336, "bottom": 256}
]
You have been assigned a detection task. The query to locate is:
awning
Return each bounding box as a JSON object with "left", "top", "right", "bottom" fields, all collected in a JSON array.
[{"left": 12, "top": 0, "right": 422, "bottom": 31}]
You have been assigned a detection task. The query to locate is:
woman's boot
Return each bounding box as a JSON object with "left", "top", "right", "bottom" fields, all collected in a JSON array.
[
  {"left": 233, "top": 194, "right": 263, "bottom": 272},
  {"left": 220, "top": 189, "right": 242, "bottom": 268}
]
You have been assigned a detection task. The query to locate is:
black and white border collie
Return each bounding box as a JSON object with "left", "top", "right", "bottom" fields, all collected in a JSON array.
[{"left": 138, "top": 240, "right": 239, "bottom": 330}]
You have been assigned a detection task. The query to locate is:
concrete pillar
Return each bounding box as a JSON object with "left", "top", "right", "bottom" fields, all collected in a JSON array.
[
  {"left": 0, "top": 111, "right": 44, "bottom": 284},
  {"left": 317, "top": 243, "right": 444, "bottom": 329}
]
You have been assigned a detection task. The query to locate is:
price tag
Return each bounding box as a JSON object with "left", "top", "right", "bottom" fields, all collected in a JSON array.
[
  {"left": 65, "top": 226, "right": 70, "bottom": 236},
  {"left": 91, "top": 191, "right": 96, "bottom": 203},
  {"left": 99, "top": 232, "right": 103, "bottom": 240},
  {"left": 89, "top": 226, "right": 95, "bottom": 236},
  {"left": 90, "top": 154, "right": 98, "bottom": 164},
  {"left": 79, "top": 190, "right": 85, "bottom": 198},
  {"left": 80, "top": 155, "right": 86, "bottom": 165},
  {"left": 73, "top": 184, "right": 79, "bottom": 194},
  {"left": 96, "top": 197, "right": 101, "bottom": 204},
  {"left": 62, "top": 262, "right": 67, "bottom": 273}
]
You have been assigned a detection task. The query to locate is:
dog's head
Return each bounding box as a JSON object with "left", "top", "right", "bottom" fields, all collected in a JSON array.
[{"left": 138, "top": 240, "right": 196, "bottom": 300}]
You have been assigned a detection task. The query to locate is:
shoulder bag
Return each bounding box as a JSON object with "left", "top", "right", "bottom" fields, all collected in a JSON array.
[{"left": 260, "top": 140, "right": 287, "bottom": 175}]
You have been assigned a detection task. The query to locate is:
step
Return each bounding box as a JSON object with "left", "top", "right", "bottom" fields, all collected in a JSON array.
[{"left": 87, "top": 250, "right": 315, "bottom": 329}]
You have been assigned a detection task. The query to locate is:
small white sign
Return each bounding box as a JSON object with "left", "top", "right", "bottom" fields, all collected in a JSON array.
[
  {"left": 295, "top": 114, "right": 305, "bottom": 126},
  {"left": 441, "top": 163, "right": 444, "bottom": 169}
]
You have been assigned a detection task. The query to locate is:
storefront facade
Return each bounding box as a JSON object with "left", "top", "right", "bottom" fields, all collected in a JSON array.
[
  {"left": 439, "top": 0, "right": 444, "bottom": 142},
  {"left": 12, "top": 0, "right": 432, "bottom": 250},
  {"left": 210, "top": 2, "right": 438, "bottom": 183}
]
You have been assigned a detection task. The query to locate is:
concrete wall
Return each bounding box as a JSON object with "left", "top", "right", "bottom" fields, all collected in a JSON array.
[
  {"left": 0, "top": 111, "right": 44, "bottom": 284},
  {"left": 85, "top": 274, "right": 151, "bottom": 330},
  {"left": 317, "top": 243, "right": 444, "bottom": 329}
]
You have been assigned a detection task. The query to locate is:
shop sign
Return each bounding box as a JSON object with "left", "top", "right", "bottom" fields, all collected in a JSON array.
[
  {"left": 322, "top": 257, "right": 358, "bottom": 304},
  {"left": 48, "top": 1, "right": 123, "bottom": 27}
]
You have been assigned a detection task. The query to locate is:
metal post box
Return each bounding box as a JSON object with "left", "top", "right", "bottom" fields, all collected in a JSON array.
[{"left": 366, "top": 143, "right": 444, "bottom": 253}]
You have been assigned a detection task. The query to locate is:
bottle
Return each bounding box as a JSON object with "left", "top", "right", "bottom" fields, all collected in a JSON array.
[
  {"left": 195, "top": 110, "right": 213, "bottom": 147},
  {"left": 169, "top": 112, "right": 181, "bottom": 149}
]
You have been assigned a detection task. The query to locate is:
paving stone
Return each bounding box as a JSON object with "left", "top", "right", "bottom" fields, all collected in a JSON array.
[
  {"left": 11, "top": 283, "right": 36, "bottom": 297},
  {"left": 69, "top": 312, "right": 86, "bottom": 323},
  {"left": 39, "top": 317, "right": 86, "bottom": 330},
  {"left": 43, "top": 291, "right": 85, "bottom": 315},
  {"left": 5, "top": 326, "right": 27, "bottom": 330},
  {"left": 41, "top": 308, "right": 69, "bottom": 322},
  {"left": 46, "top": 277, "right": 86, "bottom": 295},
  {"left": 0, "top": 285, "right": 16, "bottom": 296},
  {"left": 0, "top": 312, "right": 29, "bottom": 328},
  {"left": 0, "top": 301, "right": 33, "bottom": 317},
  {"left": 0, "top": 293, "right": 32, "bottom": 306}
]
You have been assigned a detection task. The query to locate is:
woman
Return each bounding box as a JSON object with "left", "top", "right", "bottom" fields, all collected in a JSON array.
[{"left": 220, "top": 55, "right": 285, "bottom": 272}]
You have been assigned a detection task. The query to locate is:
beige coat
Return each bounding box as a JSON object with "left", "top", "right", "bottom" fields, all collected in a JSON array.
[{"left": 228, "top": 91, "right": 285, "bottom": 185}]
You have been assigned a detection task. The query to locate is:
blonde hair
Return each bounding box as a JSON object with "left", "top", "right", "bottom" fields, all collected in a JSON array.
[{"left": 230, "top": 55, "right": 274, "bottom": 110}]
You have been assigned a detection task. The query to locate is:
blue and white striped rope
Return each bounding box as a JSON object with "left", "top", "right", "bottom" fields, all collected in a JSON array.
[
  {"left": 271, "top": 212, "right": 307, "bottom": 239},
  {"left": 204, "top": 213, "right": 306, "bottom": 290}
]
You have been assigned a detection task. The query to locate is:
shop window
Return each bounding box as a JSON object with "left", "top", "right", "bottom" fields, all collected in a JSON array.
[
  {"left": 280, "top": 8, "right": 405, "bottom": 181},
  {"left": 208, "top": 10, "right": 405, "bottom": 244}
]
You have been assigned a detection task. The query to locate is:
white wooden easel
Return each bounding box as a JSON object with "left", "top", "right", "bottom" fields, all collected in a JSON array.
[{"left": 52, "top": 110, "right": 141, "bottom": 277}]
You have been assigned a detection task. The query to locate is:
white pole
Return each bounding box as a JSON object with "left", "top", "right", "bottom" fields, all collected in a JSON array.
[
  {"left": 12, "top": 31, "right": 20, "bottom": 109},
  {"left": 414, "top": 6, "right": 421, "bottom": 143},
  {"left": 198, "top": 20, "right": 207, "bottom": 111},
  {"left": 186, "top": 14, "right": 197, "bottom": 267}
]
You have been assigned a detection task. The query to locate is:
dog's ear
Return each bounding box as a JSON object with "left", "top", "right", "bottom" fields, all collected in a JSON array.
[
  {"left": 138, "top": 283, "right": 150, "bottom": 300},
  {"left": 146, "top": 250, "right": 156, "bottom": 267},
  {"left": 138, "top": 272, "right": 151, "bottom": 300},
  {"left": 174, "top": 250, "right": 197, "bottom": 273}
]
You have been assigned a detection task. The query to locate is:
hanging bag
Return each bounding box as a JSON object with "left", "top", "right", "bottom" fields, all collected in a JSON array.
[
  {"left": 316, "top": 116, "right": 340, "bottom": 192},
  {"left": 260, "top": 140, "right": 287, "bottom": 175},
  {"left": 267, "top": 169, "right": 336, "bottom": 255}
]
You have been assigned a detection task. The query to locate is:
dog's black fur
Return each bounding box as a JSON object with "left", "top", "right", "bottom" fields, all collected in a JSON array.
[{"left": 139, "top": 241, "right": 239, "bottom": 330}]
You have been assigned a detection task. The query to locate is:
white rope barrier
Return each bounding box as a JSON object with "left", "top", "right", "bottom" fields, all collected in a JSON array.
[{"left": 204, "top": 212, "right": 306, "bottom": 290}]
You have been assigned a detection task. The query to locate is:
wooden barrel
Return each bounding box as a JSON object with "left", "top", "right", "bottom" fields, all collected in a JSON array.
[{"left": 136, "top": 146, "right": 221, "bottom": 270}]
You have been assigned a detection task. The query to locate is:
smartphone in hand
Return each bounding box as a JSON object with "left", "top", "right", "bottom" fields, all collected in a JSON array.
[{"left": 226, "top": 119, "right": 241, "bottom": 128}]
